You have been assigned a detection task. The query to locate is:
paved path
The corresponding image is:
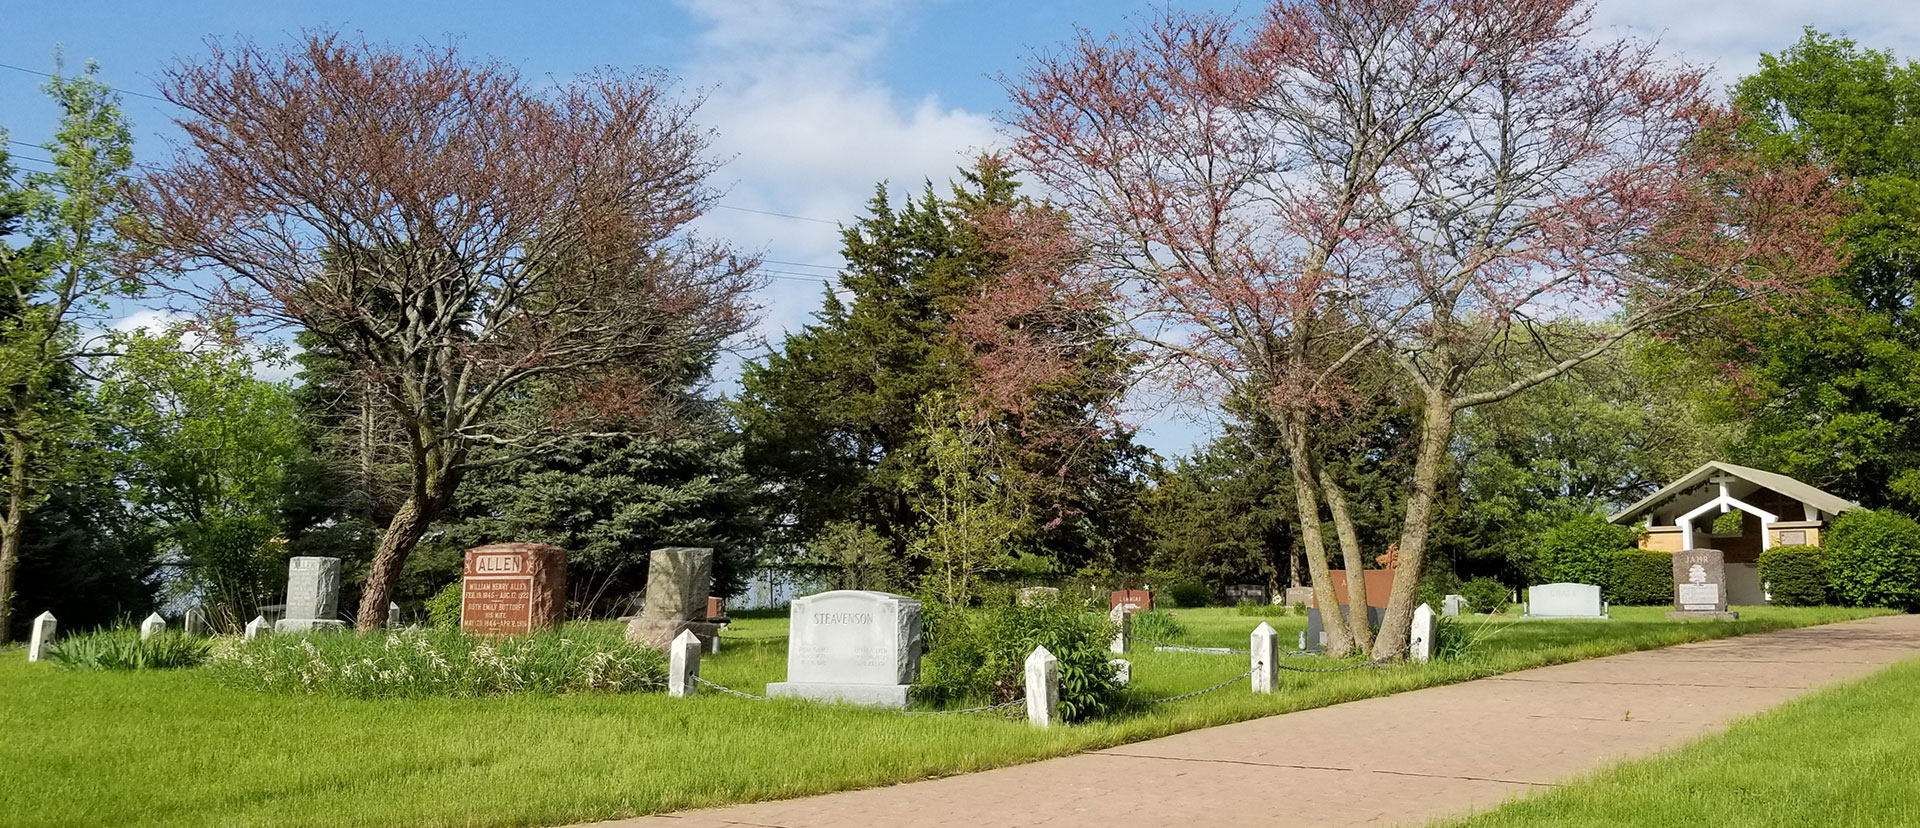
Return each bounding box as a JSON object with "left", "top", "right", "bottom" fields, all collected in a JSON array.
[{"left": 592, "top": 614, "right": 1920, "bottom": 828}]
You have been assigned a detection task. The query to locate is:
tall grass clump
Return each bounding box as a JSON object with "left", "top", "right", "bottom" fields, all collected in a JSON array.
[
  {"left": 212, "top": 626, "right": 667, "bottom": 698},
  {"left": 49, "top": 629, "right": 214, "bottom": 670},
  {"left": 1129, "top": 609, "right": 1186, "bottom": 642}
]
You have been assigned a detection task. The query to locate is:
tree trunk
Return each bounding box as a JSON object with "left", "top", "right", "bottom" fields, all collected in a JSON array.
[
  {"left": 1283, "top": 417, "right": 1354, "bottom": 655},
  {"left": 1372, "top": 391, "right": 1456, "bottom": 659},
  {"left": 0, "top": 436, "right": 30, "bottom": 644},
  {"left": 1318, "top": 465, "right": 1375, "bottom": 652},
  {"left": 355, "top": 488, "right": 445, "bottom": 630}
]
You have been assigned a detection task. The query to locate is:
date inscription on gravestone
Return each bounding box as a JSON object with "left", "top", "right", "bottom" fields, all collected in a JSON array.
[{"left": 463, "top": 551, "right": 533, "bottom": 635}]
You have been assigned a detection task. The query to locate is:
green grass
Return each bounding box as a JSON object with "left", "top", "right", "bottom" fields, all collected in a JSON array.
[
  {"left": 1438, "top": 651, "right": 1920, "bottom": 827},
  {"left": 0, "top": 605, "right": 1889, "bottom": 828}
]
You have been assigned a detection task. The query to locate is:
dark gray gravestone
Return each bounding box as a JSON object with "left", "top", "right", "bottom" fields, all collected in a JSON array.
[
  {"left": 1305, "top": 605, "right": 1387, "bottom": 650},
  {"left": 1668, "top": 548, "right": 1739, "bottom": 620}
]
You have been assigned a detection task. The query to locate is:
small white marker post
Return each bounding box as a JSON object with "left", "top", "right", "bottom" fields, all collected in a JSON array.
[
  {"left": 1025, "top": 645, "right": 1059, "bottom": 728},
  {"left": 244, "top": 615, "right": 271, "bottom": 641},
  {"left": 387, "top": 602, "right": 401, "bottom": 627},
  {"left": 1108, "top": 606, "right": 1132, "bottom": 654},
  {"left": 1410, "top": 603, "right": 1437, "bottom": 664},
  {"left": 27, "top": 612, "right": 55, "bottom": 662},
  {"left": 1251, "top": 622, "right": 1279, "bottom": 694},
  {"left": 1109, "top": 658, "right": 1131, "bottom": 686},
  {"left": 668, "top": 628, "right": 702, "bottom": 698},
  {"left": 140, "top": 613, "right": 166, "bottom": 640}
]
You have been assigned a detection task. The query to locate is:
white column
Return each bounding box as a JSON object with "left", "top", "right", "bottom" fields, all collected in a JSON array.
[
  {"left": 1025, "top": 646, "right": 1059, "bottom": 728},
  {"left": 27, "top": 612, "right": 55, "bottom": 662},
  {"left": 140, "top": 613, "right": 166, "bottom": 640},
  {"left": 1410, "top": 604, "right": 1437, "bottom": 663},
  {"left": 668, "top": 629, "right": 702, "bottom": 698},
  {"left": 1109, "top": 606, "right": 1132, "bottom": 654},
  {"left": 1250, "top": 622, "right": 1279, "bottom": 694}
]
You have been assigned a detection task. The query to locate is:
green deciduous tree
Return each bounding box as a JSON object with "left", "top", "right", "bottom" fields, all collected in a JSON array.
[
  {"left": 1706, "top": 31, "right": 1920, "bottom": 510},
  {"left": 0, "top": 61, "right": 139, "bottom": 641}
]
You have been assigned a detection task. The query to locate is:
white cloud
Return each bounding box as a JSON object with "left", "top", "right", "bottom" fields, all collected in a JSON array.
[{"left": 1590, "top": 0, "right": 1920, "bottom": 86}]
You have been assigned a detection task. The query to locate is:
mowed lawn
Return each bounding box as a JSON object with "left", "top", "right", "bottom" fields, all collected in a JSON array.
[
  {"left": 1440, "top": 649, "right": 1920, "bottom": 828},
  {"left": 0, "top": 605, "right": 1889, "bottom": 828}
]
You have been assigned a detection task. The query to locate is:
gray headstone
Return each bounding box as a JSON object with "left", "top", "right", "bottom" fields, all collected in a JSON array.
[
  {"left": 641, "top": 547, "right": 714, "bottom": 621},
  {"left": 1305, "top": 605, "right": 1387, "bottom": 650},
  {"left": 766, "top": 590, "right": 923, "bottom": 708},
  {"left": 140, "top": 612, "right": 166, "bottom": 640},
  {"left": 1443, "top": 594, "right": 1466, "bottom": 617},
  {"left": 27, "top": 611, "right": 55, "bottom": 662},
  {"left": 1525, "top": 583, "right": 1606, "bottom": 618},
  {"left": 1025, "top": 645, "right": 1059, "bottom": 728},
  {"left": 277, "top": 557, "right": 347, "bottom": 633},
  {"left": 1283, "top": 587, "right": 1315, "bottom": 607},
  {"left": 184, "top": 607, "right": 210, "bottom": 636},
  {"left": 1669, "top": 548, "right": 1739, "bottom": 620},
  {"left": 1016, "top": 586, "right": 1060, "bottom": 606}
]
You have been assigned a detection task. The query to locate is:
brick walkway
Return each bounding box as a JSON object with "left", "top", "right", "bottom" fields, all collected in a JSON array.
[{"left": 589, "top": 614, "right": 1920, "bottom": 828}]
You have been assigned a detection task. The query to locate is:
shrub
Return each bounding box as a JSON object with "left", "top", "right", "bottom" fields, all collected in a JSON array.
[
  {"left": 916, "top": 596, "right": 1120, "bottom": 721},
  {"left": 1160, "top": 581, "right": 1214, "bottom": 608},
  {"left": 1128, "top": 608, "right": 1186, "bottom": 642},
  {"left": 1535, "top": 514, "right": 1636, "bottom": 586},
  {"left": 1759, "top": 545, "right": 1829, "bottom": 606},
  {"left": 1459, "top": 577, "right": 1511, "bottom": 614},
  {"left": 1417, "top": 568, "right": 1464, "bottom": 610},
  {"left": 1825, "top": 509, "right": 1920, "bottom": 609},
  {"left": 211, "top": 626, "right": 666, "bottom": 698},
  {"left": 1234, "top": 601, "right": 1290, "bottom": 617},
  {"left": 1608, "top": 550, "right": 1675, "bottom": 605},
  {"left": 425, "top": 581, "right": 464, "bottom": 628},
  {"left": 49, "top": 629, "right": 212, "bottom": 670}
]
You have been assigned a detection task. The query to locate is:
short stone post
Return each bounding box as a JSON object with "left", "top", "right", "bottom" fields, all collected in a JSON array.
[
  {"left": 244, "top": 615, "right": 270, "bottom": 640},
  {"left": 1250, "top": 622, "right": 1279, "bottom": 694},
  {"left": 27, "top": 612, "right": 55, "bottom": 662},
  {"left": 387, "top": 602, "right": 401, "bottom": 627},
  {"left": 140, "top": 612, "right": 166, "bottom": 640},
  {"left": 1410, "top": 603, "right": 1437, "bottom": 664},
  {"left": 668, "top": 628, "right": 702, "bottom": 698},
  {"left": 183, "top": 607, "right": 210, "bottom": 636},
  {"left": 1024, "top": 645, "right": 1059, "bottom": 728},
  {"left": 1109, "top": 658, "right": 1131, "bottom": 686},
  {"left": 1108, "top": 605, "right": 1132, "bottom": 654}
]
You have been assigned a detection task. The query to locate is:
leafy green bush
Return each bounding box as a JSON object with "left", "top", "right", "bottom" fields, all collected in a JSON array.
[
  {"left": 916, "top": 596, "right": 1120, "bottom": 721},
  {"left": 425, "top": 581, "right": 463, "bottom": 628},
  {"left": 1417, "top": 568, "right": 1464, "bottom": 611},
  {"left": 1825, "top": 510, "right": 1920, "bottom": 609},
  {"left": 1609, "top": 550, "right": 1675, "bottom": 605},
  {"left": 1459, "top": 577, "right": 1511, "bottom": 614},
  {"left": 1159, "top": 581, "right": 1214, "bottom": 608},
  {"left": 1535, "top": 514, "right": 1636, "bottom": 585},
  {"left": 1128, "top": 608, "right": 1186, "bottom": 642},
  {"left": 211, "top": 626, "right": 666, "bottom": 698},
  {"left": 1759, "top": 545, "right": 1829, "bottom": 606},
  {"left": 49, "top": 629, "right": 213, "bottom": 670}
]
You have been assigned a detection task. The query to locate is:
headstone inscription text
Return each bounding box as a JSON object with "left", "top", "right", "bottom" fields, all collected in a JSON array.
[
  {"left": 1110, "top": 590, "right": 1152, "bottom": 612},
  {"left": 1669, "top": 548, "right": 1736, "bottom": 619},
  {"left": 768, "top": 590, "right": 923, "bottom": 708},
  {"left": 461, "top": 543, "right": 567, "bottom": 636}
]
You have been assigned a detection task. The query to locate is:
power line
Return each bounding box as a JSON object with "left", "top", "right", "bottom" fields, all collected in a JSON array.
[{"left": 0, "top": 61, "right": 173, "bottom": 103}]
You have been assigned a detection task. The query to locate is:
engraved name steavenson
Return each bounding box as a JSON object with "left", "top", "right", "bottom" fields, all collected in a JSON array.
[{"left": 812, "top": 612, "right": 874, "bottom": 625}]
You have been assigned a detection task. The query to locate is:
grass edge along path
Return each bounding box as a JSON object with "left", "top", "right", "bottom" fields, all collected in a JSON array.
[
  {"left": 1435, "top": 650, "right": 1920, "bottom": 828},
  {"left": 0, "top": 606, "right": 1892, "bottom": 828}
]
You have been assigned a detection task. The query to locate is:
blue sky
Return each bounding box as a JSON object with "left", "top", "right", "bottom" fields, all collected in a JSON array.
[{"left": 6, "top": 0, "right": 1920, "bottom": 456}]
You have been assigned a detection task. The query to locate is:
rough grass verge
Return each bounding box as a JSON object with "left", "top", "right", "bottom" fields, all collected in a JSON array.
[{"left": 210, "top": 626, "right": 667, "bottom": 698}]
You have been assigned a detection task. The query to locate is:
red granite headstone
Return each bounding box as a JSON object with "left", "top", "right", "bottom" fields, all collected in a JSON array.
[
  {"left": 461, "top": 543, "right": 567, "bottom": 636},
  {"left": 1110, "top": 589, "right": 1152, "bottom": 612}
]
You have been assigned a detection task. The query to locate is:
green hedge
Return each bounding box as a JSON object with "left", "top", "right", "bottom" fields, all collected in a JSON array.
[
  {"left": 1758, "top": 545, "right": 1829, "bottom": 606},
  {"left": 1459, "top": 577, "right": 1511, "bottom": 614},
  {"left": 1608, "top": 550, "right": 1674, "bottom": 605},
  {"left": 1536, "top": 514, "right": 1637, "bottom": 585},
  {"left": 1825, "top": 510, "right": 1920, "bottom": 609}
]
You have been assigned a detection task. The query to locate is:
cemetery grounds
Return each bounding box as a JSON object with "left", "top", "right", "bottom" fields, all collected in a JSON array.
[{"left": 0, "top": 605, "right": 1891, "bottom": 828}]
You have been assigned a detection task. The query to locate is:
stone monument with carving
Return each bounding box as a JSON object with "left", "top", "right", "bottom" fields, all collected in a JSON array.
[
  {"left": 767, "top": 590, "right": 923, "bottom": 708},
  {"left": 275, "top": 557, "right": 348, "bottom": 633},
  {"left": 460, "top": 543, "right": 568, "bottom": 636},
  {"left": 1668, "top": 547, "right": 1739, "bottom": 620},
  {"left": 625, "top": 547, "right": 723, "bottom": 649}
]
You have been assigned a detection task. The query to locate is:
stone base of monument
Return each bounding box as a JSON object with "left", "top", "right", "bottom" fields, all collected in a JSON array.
[
  {"left": 274, "top": 618, "right": 348, "bottom": 633},
  {"left": 625, "top": 618, "right": 722, "bottom": 649},
  {"left": 765, "top": 681, "right": 913, "bottom": 709},
  {"left": 1666, "top": 610, "right": 1740, "bottom": 620}
]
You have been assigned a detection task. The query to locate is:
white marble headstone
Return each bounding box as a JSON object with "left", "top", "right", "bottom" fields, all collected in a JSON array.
[
  {"left": 1526, "top": 583, "right": 1606, "bottom": 618},
  {"left": 767, "top": 590, "right": 923, "bottom": 708},
  {"left": 27, "top": 611, "right": 55, "bottom": 662},
  {"left": 140, "top": 612, "right": 166, "bottom": 640}
]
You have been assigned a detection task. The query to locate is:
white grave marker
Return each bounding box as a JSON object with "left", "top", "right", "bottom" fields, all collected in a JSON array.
[
  {"left": 244, "top": 615, "right": 271, "bottom": 641},
  {"left": 766, "top": 590, "right": 923, "bottom": 708},
  {"left": 27, "top": 612, "right": 55, "bottom": 662},
  {"left": 1025, "top": 645, "right": 1059, "bottom": 728},
  {"left": 1250, "top": 622, "right": 1279, "bottom": 694},
  {"left": 140, "top": 612, "right": 166, "bottom": 640},
  {"left": 1526, "top": 583, "right": 1606, "bottom": 618},
  {"left": 1410, "top": 603, "right": 1438, "bottom": 663}
]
